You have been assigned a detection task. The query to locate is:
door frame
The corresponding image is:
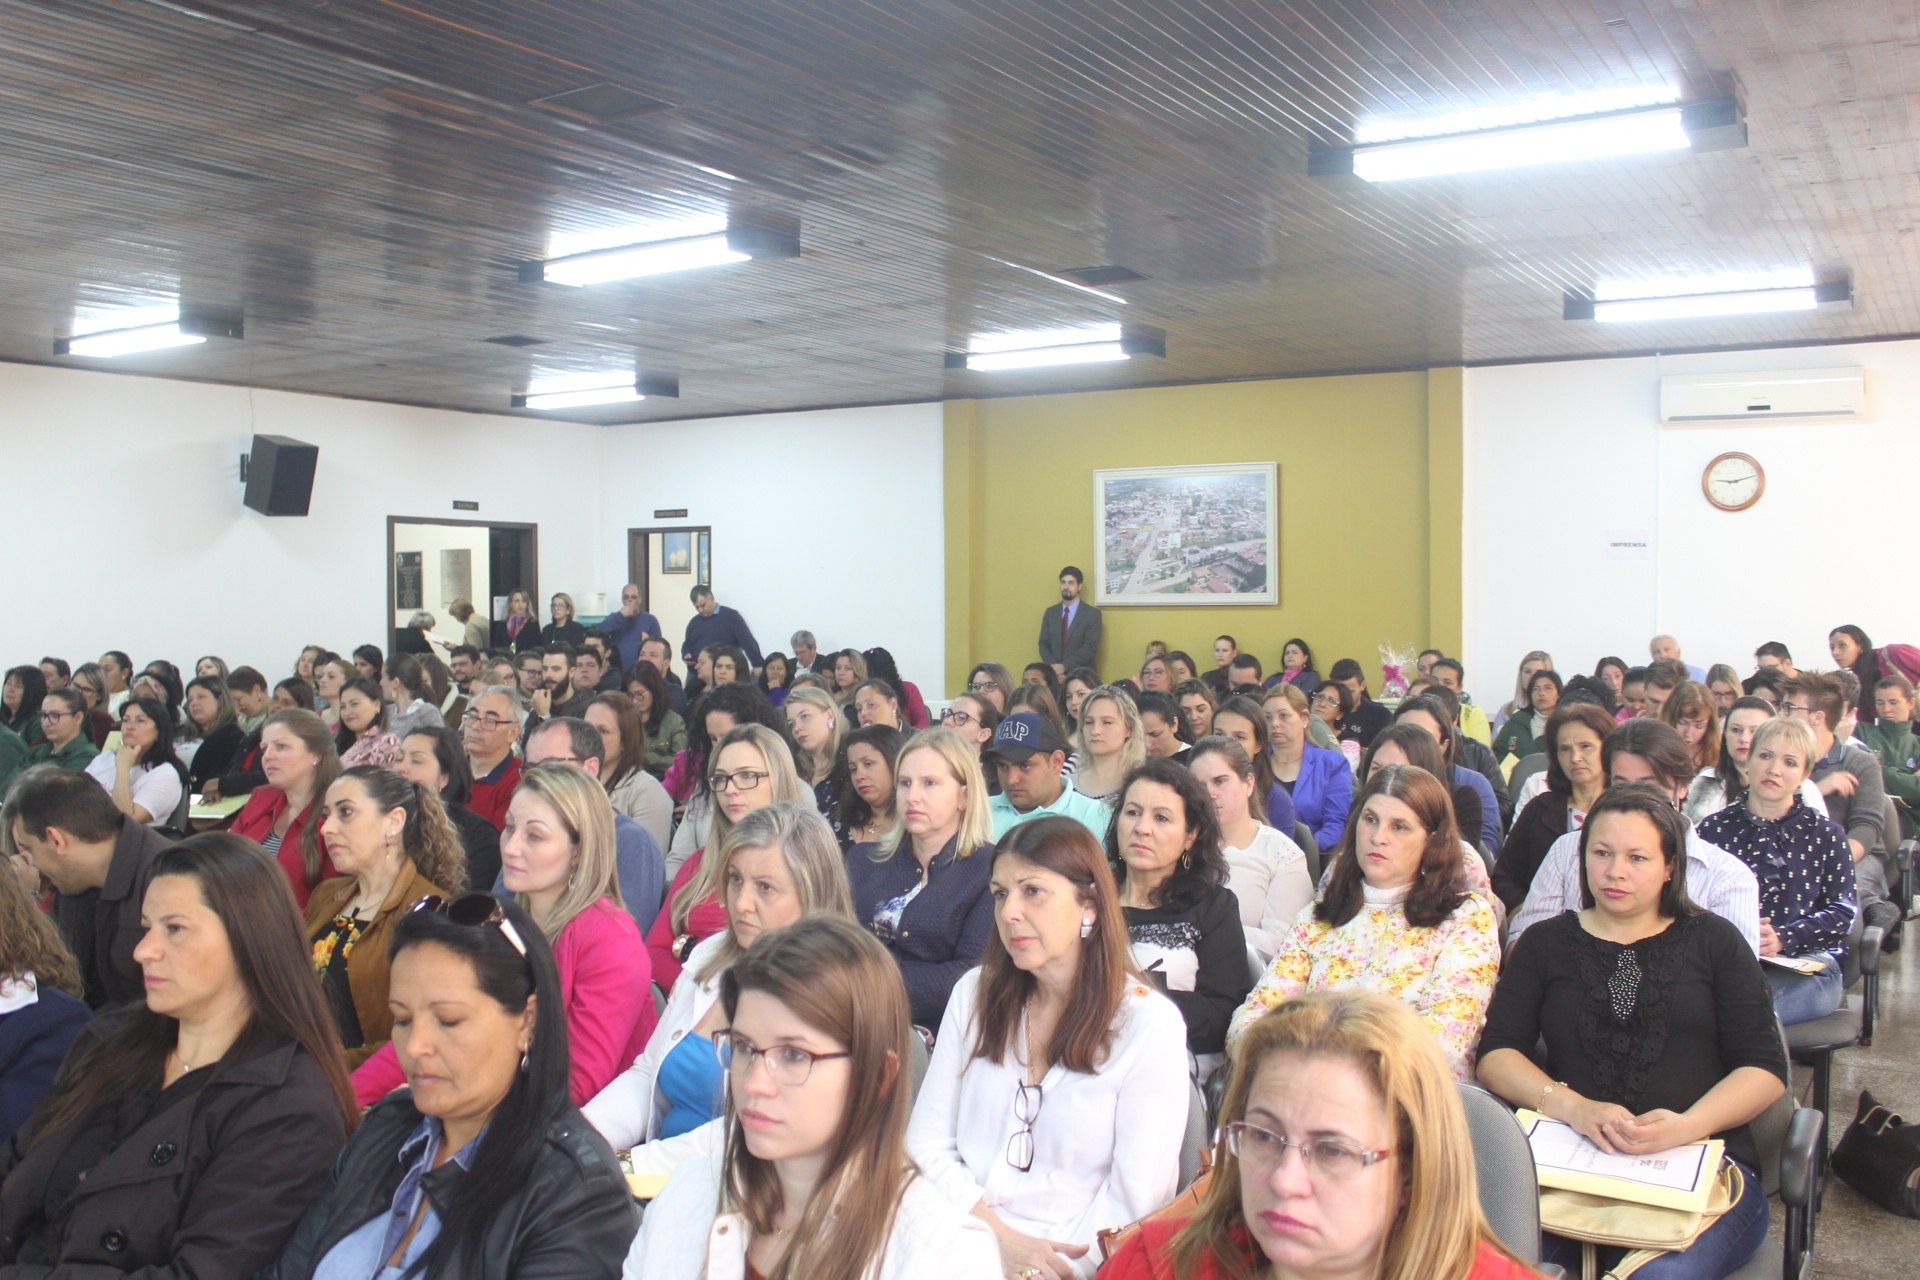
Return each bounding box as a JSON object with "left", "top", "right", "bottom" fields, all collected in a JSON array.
[
  {"left": 627, "top": 524, "right": 712, "bottom": 613},
  {"left": 387, "top": 516, "right": 538, "bottom": 642}
]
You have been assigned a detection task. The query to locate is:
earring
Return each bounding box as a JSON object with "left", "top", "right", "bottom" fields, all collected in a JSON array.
[
  {"left": 1080, "top": 916, "right": 1094, "bottom": 939},
  {"left": 1180, "top": 853, "right": 1192, "bottom": 872},
  {"left": 519, "top": 1047, "right": 530, "bottom": 1072}
]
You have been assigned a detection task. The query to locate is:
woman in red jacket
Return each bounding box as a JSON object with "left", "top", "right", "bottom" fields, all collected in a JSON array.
[
  {"left": 1103, "top": 991, "right": 1538, "bottom": 1280},
  {"left": 228, "top": 709, "right": 340, "bottom": 910}
]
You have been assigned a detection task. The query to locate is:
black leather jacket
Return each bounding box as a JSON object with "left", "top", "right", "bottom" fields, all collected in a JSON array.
[{"left": 260, "top": 1091, "right": 637, "bottom": 1280}]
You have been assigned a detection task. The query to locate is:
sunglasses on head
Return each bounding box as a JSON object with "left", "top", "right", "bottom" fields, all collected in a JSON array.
[{"left": 409, "top": 892, "right": 529, "bottom": 958}]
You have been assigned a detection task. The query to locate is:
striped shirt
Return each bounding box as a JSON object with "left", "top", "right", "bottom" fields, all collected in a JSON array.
[{"left": 1506, "top": 825, "right": 1761, "bottom": 955}]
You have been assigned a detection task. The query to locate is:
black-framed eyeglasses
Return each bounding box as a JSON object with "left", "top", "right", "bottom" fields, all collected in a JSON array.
[
  {"left": 1219, "top": 1121, "right": 1391, "bottom": 1182},
  {"left": 410, "top": 892, "right": 529, "bottom": 958},
  {"left": 968, "top": 680, "right": 998, "bottom": 693},
  {"left": 941, "top": 708, "right": 974, "bottom": 727},
  {"left": 462, "top": 712, "right": 514, "bottom": 731},
  {"left": 719, "top": 1033, "right": 848, "bottom": 1086},
  {"left": 709, "top": 769, "right": 768, "bottom": 793},
  {"left": 1006, "top": 1082, "right": 1043, "bottom": 1171}
]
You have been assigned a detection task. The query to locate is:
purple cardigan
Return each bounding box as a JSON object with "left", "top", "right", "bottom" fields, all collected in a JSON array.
[{"left": 1285, "top": 745, "right": 1354, "bottom": 851}]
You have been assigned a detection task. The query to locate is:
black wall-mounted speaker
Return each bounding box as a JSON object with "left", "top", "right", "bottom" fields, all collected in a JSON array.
[{"left": 243, "top": 434, "right": 318, "bottom": 517}]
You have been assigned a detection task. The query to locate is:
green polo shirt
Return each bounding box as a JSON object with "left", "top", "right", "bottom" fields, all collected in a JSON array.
[
  {"left": 0, "top": 724, "right": 25, "bottom": 795},
  {"left": 30, "top": 732, "right": 99, "bottom": 773},
  {"left": 989, "top": 781, "right": 1115, "bottom": 842}
]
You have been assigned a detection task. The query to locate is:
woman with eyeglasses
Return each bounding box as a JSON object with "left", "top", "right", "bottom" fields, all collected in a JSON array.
[
  {"left": 266, "top": 893, "right": 638, "bottom": 1280},
  {"left": 942, "top": 693, "right": 1003, "bottom": 795},
  {"left": 629, "top": 917, "right": 998, "bottom": 1279},
  {"left": 351, "top": 762, "right": 656, "bottom": 1109},
  {"left": 0, "top": 835, "right": 355, "bottom": 1279},
  {"left": 539, "top": 591, "right": 588, "bottom": 650},
  {"left": 67, "top": 663, "right": 116, "bottom": 748},
  {"left": 648, "top": 725, "right": 811, "bottom": 992},
  {"left": 908, "top": 816, "right": 1187, "bottom": 1280},
  {"left": 1659, "top": 680, "right": 1724, "bottom": 775},
  {"left": 848, "top": 728, "right": 997, "bottom": 1031},
  {"left": 586, "top": 805, "right": 854, "bottom": 1173},
  {"left": 307, "top": 766, "right": 467, "bottom": 1066},
  {"left": 1230, "top": 766, "right": 1500, "bottom": 1082},
  {"left": 966, "top": 663, "right": 1015, "bottom": 716},
  {"left": 84, "top": 696, "right": 186, "bottom": 830},
  {"left": 622, "top": 660, "right": 686, "bottom": 780},
  {"left": 1103, "top": 992, "right": 1538, "bottom": 1280}
]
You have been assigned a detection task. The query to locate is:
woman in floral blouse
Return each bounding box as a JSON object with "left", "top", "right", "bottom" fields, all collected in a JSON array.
[
  {"left": 1696, "top": 716, "right": 1856, "bottom": 1025},
  {"left": 1227, "top": 764, "right": 1500, "bottom": 1079}
]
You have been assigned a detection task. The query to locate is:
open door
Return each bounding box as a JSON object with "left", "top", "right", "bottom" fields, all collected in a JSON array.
[
  {"left": 388, "top": 517, "right": 537, "bottom": 652},
  {"left": 628, "top": 526, "right": 710, "bottom": 663}
]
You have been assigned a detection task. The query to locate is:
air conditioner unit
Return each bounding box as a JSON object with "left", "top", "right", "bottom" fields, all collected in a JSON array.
[{"left": 1659, "top": 368, "right": 1864, "bottom": 423}]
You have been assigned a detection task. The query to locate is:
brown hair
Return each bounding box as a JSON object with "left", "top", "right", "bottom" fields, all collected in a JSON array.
[
  {"left": 1784, "top": 671, "right": 1848, "bottom": 734},
  {"left": 973, "top": 816, "right": 1137, "bottom": 1074},
  {"left": 333, "top": 766, "right": 467, "bottom": 894},
  {"left": 720, "top": 917, "right": 914, "bottom": 1280},
  {"left": 28, "top": 834, "right": 357, "bottom": 1145},
  {"left": 1318, "top": 765, "right": 1466, "bottom": 929},
  {"left": 1658, "top": 680, "right": 1723, "bottom": 773},
  {"left": 1171, "top": 992, "right": 1520, "bottom": 1280},
  {"left": 1543, "top": 702, "right": 1621, "bottom": 795},
  {"left": 1188, "top": 734, "right": 1263, "bottom": 822},
  {"left": 263, "top": 709, "right": 342, "bottom": 891},
  {"left": 0, "top": 854, "right": 83, "bottom": 997},
  {"left": 587, "top": 691, "right": 647, "bottom": 791}
]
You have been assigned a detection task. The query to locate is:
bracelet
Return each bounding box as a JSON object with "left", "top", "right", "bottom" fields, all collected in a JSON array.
[{"left": 1538, "top": 1079, "right": 1569, "bottom": 1113}]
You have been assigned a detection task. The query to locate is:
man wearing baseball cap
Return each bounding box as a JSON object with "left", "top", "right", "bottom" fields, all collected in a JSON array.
[{"left": 986, "top": 711, "right": 1115, "bottom": 841}]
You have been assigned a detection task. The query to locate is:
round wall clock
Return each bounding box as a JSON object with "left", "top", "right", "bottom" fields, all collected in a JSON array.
[{"left": 1702, "top": 451, "right": 1765, "bottom": 512}]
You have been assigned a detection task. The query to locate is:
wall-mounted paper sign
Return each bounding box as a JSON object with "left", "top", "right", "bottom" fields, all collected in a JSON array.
[{"left": 1606, "top": 529, "right": 1652, "bottom": 561}]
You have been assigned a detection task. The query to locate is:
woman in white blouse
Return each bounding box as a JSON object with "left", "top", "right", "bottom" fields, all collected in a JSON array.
[
  {"left": 85, "top": 696, "right": 184, "bottom": 829},
  {"left": 626, "top": 917, "right": 998, "bottom": 1279},
  {"left": 907, "top": 815, "right": 1188, "bottom": 1280},
  {"left": 583, "top": 803, "right": 854, "bottom": 1176},
  {"left": 1187, "top": 735, "right": 1313, "bottom": 962}
]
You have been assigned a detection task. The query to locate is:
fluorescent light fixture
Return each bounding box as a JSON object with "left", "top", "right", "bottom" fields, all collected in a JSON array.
[
  {"left": 946, "top": 324, "right": 1165, "bottom": 372},
  {"left": 1313, "top": 96, "right": 1743, "bottom": 182},
  {"left": 512, "top": 372, "right": 679, "bottom": 411},
  {"left": 1565, "top": 275, "right": 1852, "bottom": 323},
  {"left": 55, "top": 309, "right": 242, "bottom": 357},
  {"left": 522, "top": 221, "right": 798, "bottom": 287}
]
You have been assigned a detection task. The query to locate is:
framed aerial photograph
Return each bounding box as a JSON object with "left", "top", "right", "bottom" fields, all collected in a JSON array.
[
  {"left": 661, "top": 531, "right": 693, "bottom": 574},
  {"left": 1093, "top": 463, "right": 1278, "bottom": 606}
]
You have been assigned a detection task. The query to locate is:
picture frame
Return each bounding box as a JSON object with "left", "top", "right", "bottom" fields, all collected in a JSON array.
[
  {"left": 1092, "top": 463, "right": 1278, "bottom": 606},
  {"left": 661, "top": 531, "right": 693, "bottom": 574}
]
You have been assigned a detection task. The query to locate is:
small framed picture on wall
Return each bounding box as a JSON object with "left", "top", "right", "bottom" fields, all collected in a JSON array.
[{"left": 662, "top": 531, "right": 693, "bottom": 574}]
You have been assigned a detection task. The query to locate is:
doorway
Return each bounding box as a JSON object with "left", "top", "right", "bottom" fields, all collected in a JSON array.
[
  {"left": 628, "top": 526, "right": 711, "bottom": 662},
  {"left": 388, "top": 517, "right": 537, "bottom": 652}
]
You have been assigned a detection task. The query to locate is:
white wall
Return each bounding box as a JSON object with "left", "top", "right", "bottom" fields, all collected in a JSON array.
[
  {"left": 1464, "top": 338, "right": 1920, "bottom": 701},
  {"left": 0, "top": 362, "right": 604, "bottom": 679},
  {"left": 602, "top": 403, "right": 946, "bottom": 692}
]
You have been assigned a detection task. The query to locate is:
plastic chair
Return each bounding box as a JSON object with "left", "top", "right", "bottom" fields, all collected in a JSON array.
[
  {"left": 906, "top": 1030, "right": 930, "bottom": 1105},
  {"left": 1293, "top": 821, "right": 1320, "bottom": 884},
  {"left": 1456, "top": 1082, "right": 1543, "bottom": 1264},
  {"left": 1178, "top": 1079, "right": 1210, "bottom": 1189},
  {"left": 1726, "top": 1022, "right": 1823, "bottom": 1280},
  {"left": 1507, "top": 753, "right": 1548, "bottom": 806},
  {"left": 1245, "top": 943, "right": 1266, "bottom": 986}
]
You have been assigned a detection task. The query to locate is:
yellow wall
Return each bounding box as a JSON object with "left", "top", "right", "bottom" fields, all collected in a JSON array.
[{"left": 944, "top": 370, "right": 1463, "bottom": 695}]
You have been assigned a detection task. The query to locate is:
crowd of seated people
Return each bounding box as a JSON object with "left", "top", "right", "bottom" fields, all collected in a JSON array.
[{"left": 0, "top": 586, "right": 1907, "bottom": 1280}]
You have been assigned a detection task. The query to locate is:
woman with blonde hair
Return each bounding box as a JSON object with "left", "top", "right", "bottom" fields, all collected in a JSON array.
[
  {"left": 1070, "top": 686, "right": 1147, "bottom": 803},
  {"left": 0, "top": 859, "right": 90, "bottom": 1144},
  {"left": 540, "top": 591, "right": 587, "bottom": 648},
  {"left": 628, "top": 917, "right": 998, "bottom": 1279},
  {"left": 848, "top": 727, "right": 997, "bottom": 1030},
  {"left": 502, "top": 587, "right": 536, "bottom": 651},
  {"left": 306, "top": 764, "right": 467, "bottom": 1065},
  {"left": 1104, "top": 991, "right": 1538, "bottom": 1280},
  {"left": 647, "top": 723, "right": 810, "bottom": 990},
  {"left": 783, "top": 684, "right": 846, "bottom": 814},
  {"left": 585, "top": 803, "right": 856, "bottom": 1171},
  {"left": 350, "top": 760, "right": 655, "bottom": 1107}
]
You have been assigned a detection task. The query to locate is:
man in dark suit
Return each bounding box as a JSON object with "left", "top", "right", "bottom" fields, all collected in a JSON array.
[{"left": 1037, "top": 565, "right": 1102, "bottom": 677}]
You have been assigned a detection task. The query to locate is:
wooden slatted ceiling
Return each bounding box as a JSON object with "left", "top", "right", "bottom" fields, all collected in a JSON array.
[{"left": 0, "top": 0, "right": 1913, "bottom": 422}]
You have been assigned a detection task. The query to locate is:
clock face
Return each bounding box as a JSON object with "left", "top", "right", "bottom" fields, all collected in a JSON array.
[{"left": 1704, "top": 453, "right": 1764, "bottom": 511}]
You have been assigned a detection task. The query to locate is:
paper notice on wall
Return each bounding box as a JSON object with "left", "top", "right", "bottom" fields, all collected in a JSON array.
[{"left": 1606, "top": 529, "right": 1652, "bottom": 560}]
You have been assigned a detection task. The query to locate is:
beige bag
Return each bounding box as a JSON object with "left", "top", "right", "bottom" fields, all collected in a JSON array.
[{"left": 1539, "top": 1160, "right": 1741, "bottom": 1280}]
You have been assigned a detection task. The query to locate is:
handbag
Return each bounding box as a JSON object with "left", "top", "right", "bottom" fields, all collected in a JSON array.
[
  {"left": 1095, "top": 1164, "right": 1212, "bottom": 1261},
  {"left": 1538, "top": 1160, "right": 1741, "bottom": 1280},
  {"left": 1832, "top": 1089, "right": 1920, "bottom": 1217}
]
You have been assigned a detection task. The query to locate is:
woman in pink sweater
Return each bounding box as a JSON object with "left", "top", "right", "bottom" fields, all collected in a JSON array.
[{"left": 352, "top": 762, "right": 654, "bottom": 1105}]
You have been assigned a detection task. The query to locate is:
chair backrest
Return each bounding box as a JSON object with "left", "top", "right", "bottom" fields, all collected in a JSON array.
[
  {"left": 1294, "top": 821, "right": 1321, "bottom": 883},
  {"left": 1456, "top": 1082, "right": 1542, "bottom": 1264},
  {"left": 906, "top": 1030, "right": 930, "bottom": 1105},
  {"left": 1508, "top": 753, "right": 1549, "bottom": 804},
  {"left": 1246, "top": 943, "right": 1266, "bottom": 986},
  {"left": 1749, "top": 1019, "right": 1795, "bottom": 1197},
  {"left": 1179, "top": 1079, "right": 1210, "bottom": 1188}
]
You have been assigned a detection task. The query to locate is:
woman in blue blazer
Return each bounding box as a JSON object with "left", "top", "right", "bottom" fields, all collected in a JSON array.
[
  {"left": 1264, "top": 686, "right": 1354, "bottom": 851},
  {"left": 0, "top": 868, "right": 92, "bottom": 1145}
]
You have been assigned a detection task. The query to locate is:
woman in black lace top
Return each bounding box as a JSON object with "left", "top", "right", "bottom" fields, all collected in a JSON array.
[{"left": 1476, "top": 784, "right": 1786, "bottom": 1280}]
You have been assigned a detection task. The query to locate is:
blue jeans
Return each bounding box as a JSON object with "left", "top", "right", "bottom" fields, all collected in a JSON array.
[
  {"left": 1766, "top": 954, "right": 1844, "bottom": 1025},
  {"left": 1542, "top": 1159, "right": 1767, "bottom": 1280}
]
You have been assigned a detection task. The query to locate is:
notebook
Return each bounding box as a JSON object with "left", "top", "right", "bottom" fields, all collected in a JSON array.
[{"left": 1518, "top": 1110, "right": 1724, "bottom": 1212}]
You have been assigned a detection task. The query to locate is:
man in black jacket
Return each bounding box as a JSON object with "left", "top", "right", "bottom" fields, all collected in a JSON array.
[{"left": 8, "top": 766, "right": 173, "bottom": 1008}]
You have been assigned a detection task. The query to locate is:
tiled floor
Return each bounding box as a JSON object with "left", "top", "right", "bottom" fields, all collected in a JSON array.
[{"left": 1789, "top": 923, "right": 1920, "bottom": 1277}]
